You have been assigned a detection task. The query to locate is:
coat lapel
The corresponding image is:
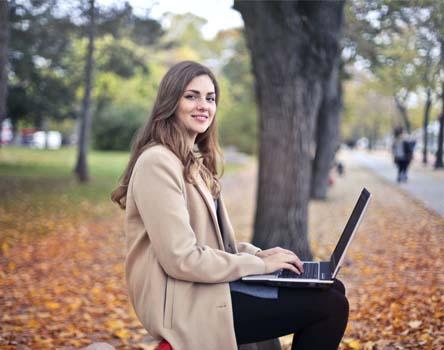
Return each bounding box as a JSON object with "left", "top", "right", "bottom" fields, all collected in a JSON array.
[{"left": 193, "top": 176, "right": 225, "bottom": 251}]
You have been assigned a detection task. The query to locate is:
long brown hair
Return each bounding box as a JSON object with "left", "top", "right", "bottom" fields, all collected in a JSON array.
[{"left": 111, "top": 61, "right": 223, "bottom": 209}]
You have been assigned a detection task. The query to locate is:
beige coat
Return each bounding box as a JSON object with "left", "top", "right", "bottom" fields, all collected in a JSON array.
[{"left": 125, "top": 144, "right": 266, "bottom": 349}]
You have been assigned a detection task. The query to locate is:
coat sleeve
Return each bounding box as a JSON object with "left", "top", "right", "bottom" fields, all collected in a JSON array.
[
  {"left": 131, "top": 150, "right": 266, "bottom": 283},
  {"left": 236, "top": 242, "right": 262, "bottom": 256}
]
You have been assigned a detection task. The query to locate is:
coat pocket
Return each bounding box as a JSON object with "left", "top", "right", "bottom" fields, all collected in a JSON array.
[{"left": 163, "top": 276, "right": 175, "bottom": 329}]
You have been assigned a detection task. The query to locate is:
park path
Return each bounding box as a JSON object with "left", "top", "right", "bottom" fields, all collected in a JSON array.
[
  {"left": 1, "top": 150, "right": 443, "bottom": 350},
  {"left": 351, "top": 149, "right": 444, "bottom": 216}
]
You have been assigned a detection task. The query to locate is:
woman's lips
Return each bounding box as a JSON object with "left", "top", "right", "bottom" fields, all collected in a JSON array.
[{"left": 192, "top": 115, "right": 209, "bottom": 121}]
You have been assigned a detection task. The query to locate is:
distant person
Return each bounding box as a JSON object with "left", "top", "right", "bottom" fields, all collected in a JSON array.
[
  {"left": 392, "top": 127, "right": 415, "bottom": 182},
  {"left": 111, "top": 61, "right": 349, "bottom": 349}
]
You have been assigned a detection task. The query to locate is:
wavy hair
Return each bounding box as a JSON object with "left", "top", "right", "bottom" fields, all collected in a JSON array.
[{"left": 111, "top": 61, "right": 222, "bottom": 209}]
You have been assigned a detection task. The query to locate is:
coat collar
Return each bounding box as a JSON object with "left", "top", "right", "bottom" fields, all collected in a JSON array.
[{"left": 193, "top": 175, "right": 225, "bottom": 251}]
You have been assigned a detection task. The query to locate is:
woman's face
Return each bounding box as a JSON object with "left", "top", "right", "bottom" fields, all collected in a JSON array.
[{"left": 175, "top": 74, "right": 216, "bottom": 143}]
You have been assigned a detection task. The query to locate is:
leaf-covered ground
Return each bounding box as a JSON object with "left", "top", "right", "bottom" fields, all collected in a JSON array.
[{"left": 1, "top": 150, "right": 443, "bottom": 349}]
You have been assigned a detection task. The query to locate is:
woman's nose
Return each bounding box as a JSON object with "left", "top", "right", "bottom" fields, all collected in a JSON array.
[{"left": 196, "top": 100, "right": 209, "bottom": 110}]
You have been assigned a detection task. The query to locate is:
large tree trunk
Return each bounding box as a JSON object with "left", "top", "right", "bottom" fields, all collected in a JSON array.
[
  {"left": 310, "top": 64, "right": 342, "bottom": 199},
  {"left": 0, "top": 0, "right": 9, "bottom": 143},
  {"left": 234, "top": 0, "right": 344, "bottom": 260},
  {"left": 75, "top": 0, "right": 96, "bottom": 182},
  {"left": 234, "top": 3, "right": 344, "bottom": 349},
  {"left": 422, "top": 88, "right": 432, "bottom": 165}
]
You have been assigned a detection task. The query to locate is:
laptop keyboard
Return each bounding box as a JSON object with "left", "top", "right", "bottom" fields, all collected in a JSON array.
[{"left": 280, "top": 262, "right": 319, "bottom": 279}]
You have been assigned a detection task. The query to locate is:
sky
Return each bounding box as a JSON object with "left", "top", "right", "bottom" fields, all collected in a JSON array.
[{"left": 96, "top": 0, "right": 244, "bottom": 39}]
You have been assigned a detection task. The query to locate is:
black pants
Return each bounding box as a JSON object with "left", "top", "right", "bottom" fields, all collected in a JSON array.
[
  {"left": 395, "top": 159, "right": 410, "bottom": 182},
  {"left": 231, "top": 280, "right": 349, "bottom": 350}
]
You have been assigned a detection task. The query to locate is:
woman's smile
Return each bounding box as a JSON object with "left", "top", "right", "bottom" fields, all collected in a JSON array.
[{"left": 192, "top": 114, "right": 209, "bottom": 121}]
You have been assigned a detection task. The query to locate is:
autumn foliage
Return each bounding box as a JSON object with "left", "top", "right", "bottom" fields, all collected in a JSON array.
[{"left": 1, "top": 151, "right": 443, "bottom": 349}]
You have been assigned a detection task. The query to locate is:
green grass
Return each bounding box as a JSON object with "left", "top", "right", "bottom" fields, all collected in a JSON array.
[
  {"left": 0, "top": 147, "right": 129, "bottom": 205},
  {"left": 0, "top": 147, "right": 249, "bottom": 243},
  {"left": 0, "top": 146, "right": 246, "bottom": 206},
  {"left": 0, "top": 147, "right": 128, "bottom": 178}
]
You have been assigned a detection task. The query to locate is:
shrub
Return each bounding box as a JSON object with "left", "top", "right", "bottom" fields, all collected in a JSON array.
[{"left": 93, "top": 104, "right": 148, "bottom": 151}]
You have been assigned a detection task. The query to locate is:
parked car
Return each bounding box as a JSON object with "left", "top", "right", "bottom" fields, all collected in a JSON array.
[{"left": 32, "top": 131, "right": 62, "bottom": 149}]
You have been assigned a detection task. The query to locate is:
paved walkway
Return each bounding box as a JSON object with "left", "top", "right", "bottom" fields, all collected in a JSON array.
[{"left": 348, "top": 149, "right": 444, "bottom": 216}]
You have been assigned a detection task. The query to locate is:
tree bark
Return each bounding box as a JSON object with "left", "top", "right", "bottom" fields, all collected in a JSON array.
[
  {"left": 0, "top": 0, "right": 9, "bottom": 142},
  {"left": 234, "top": 3, "right": 344, "bottom": 349},
  {"left": 310, "top": 64, "right": 342, "bottom": 199},
  {"left": 234, "top": 0, "right": 344, "bottom": 261},
  {"left": 75, "top": 0, "right": 96, "bottom": 182},
  {"left": 422, "top": 88, "right": 432, "bottom": 165}
]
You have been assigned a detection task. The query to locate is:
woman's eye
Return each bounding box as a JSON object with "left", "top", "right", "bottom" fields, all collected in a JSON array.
[
  {"left": 184, "top": 95, "right": 197, "bottom": 100},
  {"left": 207, "top": 96, "right": 216, "bottom": 102}
]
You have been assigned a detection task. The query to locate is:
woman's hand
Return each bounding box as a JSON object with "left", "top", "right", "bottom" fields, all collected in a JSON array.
[
  {"left": 256, "top": 247, "right": 304, "bottom": 274},
  {"left": 255, "top": 247, "right": 296, "bottom": 259}
]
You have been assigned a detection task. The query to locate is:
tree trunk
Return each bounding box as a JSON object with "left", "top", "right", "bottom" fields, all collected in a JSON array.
[
  {"left": 75, "top": 0, "right": 96, "bottom": 182},
  {"left": 422, "top": 88, "right": 432, "bottom": 165},
  {"left": 435, "top": 40, "right": 444, "bottom": 169},
  {"left": 234, "top": 0, "right": 344, "bottom": 261},
  {"left": 0, "top": 0, "right": 9, "bottom": 144},
  {"left": 435, "top": 112, "right": 444, "bottom": 169},
  {"left": 41, "top": 117, "right": 50, "bottom": 149},
  {"left": 310, "top": 64, "right": 342, "bottom": 199},
  {"left": 394, "top": 95, "right": 411, "bottom": 134},
  {"left": 234, "top": 3, "right": 344, "bottom": 349}
]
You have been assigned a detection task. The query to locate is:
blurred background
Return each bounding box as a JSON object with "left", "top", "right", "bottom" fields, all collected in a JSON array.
[
  {"left": 1, "top": 0, "right": 441, "bottom": 159},
  {"left": 0, "top": 1, "right": 443, "bottom": 349}
]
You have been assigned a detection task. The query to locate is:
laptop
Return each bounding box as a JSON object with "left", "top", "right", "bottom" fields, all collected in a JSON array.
[{"left": 242, "top": 188, "right": 371, "bottom": 288}]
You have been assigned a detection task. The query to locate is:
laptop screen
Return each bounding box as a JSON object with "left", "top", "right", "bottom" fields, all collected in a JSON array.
[{"left": 329, "top": 188, "right": 371, "bottom": 275}]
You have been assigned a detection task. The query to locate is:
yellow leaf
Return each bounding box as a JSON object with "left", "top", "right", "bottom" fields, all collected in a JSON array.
[
  {"left": 45, "top": 301, "right": 60, "bottom": 310},
  {"left": 420, "top": 333, "right": 431, "bottom": 341},
  {"left": 114, "top": 328, "right": 130, "bottom": 339},
  {"left": 2, "top": 242, "right": 9, "bottom": 256},
  {"left": 27, "top": 319, "right": 39, "bottom": 328},
  {"left": 106, "top": 319, "right": 125, "bottom": 331},
  {"left": 343, "top": 338, "right": 361, "bottom": 350}
]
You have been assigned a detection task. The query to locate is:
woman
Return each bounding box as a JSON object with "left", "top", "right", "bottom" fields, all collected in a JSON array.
[
  {"left": 112, "top": 61, "right": 349, "bottom": 349},
  {"left": 392, "top": 127, "right": 414, "bottom": 183}
]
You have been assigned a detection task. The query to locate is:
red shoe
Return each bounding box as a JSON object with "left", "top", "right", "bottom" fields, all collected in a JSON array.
[{"left": 155, "top": 340, "right": 173, "bottom": 350}]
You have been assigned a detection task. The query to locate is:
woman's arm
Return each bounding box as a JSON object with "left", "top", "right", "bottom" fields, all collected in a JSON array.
[{"left": 131, "top": 149, "right": 266, "bottom": 283}]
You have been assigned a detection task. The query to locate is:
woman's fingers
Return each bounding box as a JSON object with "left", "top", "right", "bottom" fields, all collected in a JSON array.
[
  {"left": 281, "top": 263, "right": 300, "bottom": 274},
  {"left": 274, "top": 248, "right": 304, "bottom": 273},
  {"left": 259, "top": 248, "right": 305, "bottom": 273},
  {"left": 287, "top": 254, "right": 304, "bottom": 273},
  {"left": 277, "top": 253, "right": 304, "bottom": 273},
  {"left": 262, "top": 253, "right": 295, "bottom": 274}
]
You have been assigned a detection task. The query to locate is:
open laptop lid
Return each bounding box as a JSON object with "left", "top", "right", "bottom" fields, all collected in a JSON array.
[{"left": 330, "top": 188, "right": 371, "bottom": 278}]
